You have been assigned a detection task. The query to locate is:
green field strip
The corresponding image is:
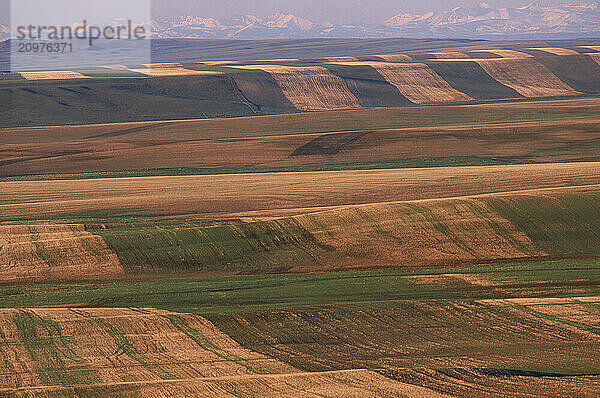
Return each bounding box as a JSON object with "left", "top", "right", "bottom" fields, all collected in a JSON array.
[
  {"left": 226, "top": 69, "right": 298, "bottom": 114},
  {"left": 93, "top": 219, "right": 329, "bottom": 274},
  {"left": 0, "top": 157, "right": 515, "bottom": 183},
  {"left": 534, "top": 55, "right": 600, "bottom": 93},
  {"left": 324, "top": 64, "right": 413, "bottom": 107},
  {"left": 73, "top": 67, "right": 148, "bottom": 78},
  {"left": 427, "top": 61, "right": 524, "bottom": 100},
  {"left": 484, "top": 191, "right": 600, "bottom": 256},
  {"left": 1, "top": 260, "right": 599, "bottom": 314}
]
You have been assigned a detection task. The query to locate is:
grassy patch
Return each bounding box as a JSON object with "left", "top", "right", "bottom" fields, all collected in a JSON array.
[
  {"left": 0, "top": 260, "right": 599, "bottom": 314},
  {"left": 0, "top": 157, "right": 514, "bottom": 182},
  {"left": 91, "top": 219, "right": 329, "bottom": 274},
  {"left": 485, "top": 191, "right": 600, "bottom": 256}
]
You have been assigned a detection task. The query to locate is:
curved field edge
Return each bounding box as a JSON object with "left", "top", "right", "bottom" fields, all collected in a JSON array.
[
  {"left": 86, "top": 187, "right": 600, "bottom": 275},
  {"left": 3, "top": 186, "right": 600, "bottom": 281}
]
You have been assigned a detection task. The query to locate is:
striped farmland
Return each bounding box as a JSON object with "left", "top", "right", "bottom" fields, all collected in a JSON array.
[
  {"left": 365, "top": 62, "right": 474, "bottom": 104},
  {"left": 477, "top": 58, "right": 580, "bottom": 98},
  {"left": 233, "top": 65, "right": 361, "bottom": 111}
]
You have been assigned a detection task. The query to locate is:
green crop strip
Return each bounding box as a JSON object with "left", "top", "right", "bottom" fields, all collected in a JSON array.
[
  {"left": 513, "top": 305, "right": 600, "bottom": 336},
  {"left": 95, "top": 219, "right": 328, "bottom": 274}
]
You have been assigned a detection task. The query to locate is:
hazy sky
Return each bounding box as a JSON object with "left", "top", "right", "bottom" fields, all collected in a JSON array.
[{"left": 0, "top": 1, "right": 577, "bottom": 25}]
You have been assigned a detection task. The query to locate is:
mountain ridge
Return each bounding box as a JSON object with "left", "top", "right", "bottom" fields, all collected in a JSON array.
[{"left": 1, "top": 3, "right": 600, "bottom": 41}]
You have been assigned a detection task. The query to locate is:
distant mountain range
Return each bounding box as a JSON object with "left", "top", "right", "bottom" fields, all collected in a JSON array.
[{"left": 2, "top": 3, "right": 600, "bottom": 41}]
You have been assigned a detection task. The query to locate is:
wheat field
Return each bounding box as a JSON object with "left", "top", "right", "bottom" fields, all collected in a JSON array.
[
  {"left": 234, "top": 65, "right": 361, "bottom": 111},
  {"left": 361, "top": 62, "right": 474, "bottom": 104},
  {"left": 0, "top": 224, "right": 123, "bottom": 283},
  {"left": 19, "top": 71, "right": 90, "bottom": 80},
  {"left": 477, "top": 58, "right": 580, "bottom": 97}
]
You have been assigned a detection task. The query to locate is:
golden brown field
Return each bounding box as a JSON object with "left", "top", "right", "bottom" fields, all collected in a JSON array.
[
  {"left": 4, "top": 43, "right": 600, "bottom": 396},
  {"left": 234, "top": 65, "right": 361, "bottom": 111},
  {"left": 2, "top": 163, "right": 600, "bottom": 221},
  {"left": 347, "top": 62, "right": 473, "bottom": 104},
  {"left": 2, "top": 117, "right": 600, "bottom": 176},
  {"left": 477, "top": 59, "right": 579, "bottom": 97}
]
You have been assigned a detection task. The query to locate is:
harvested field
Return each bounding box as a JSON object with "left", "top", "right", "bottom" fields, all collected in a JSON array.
[
  {"left": 486, "top": 49, "right": 533, "bottom": 58},
  {"left": 210, "top": 300, "right": 600, "bottom": 373},
  {"left": 431, "top": 52, "right": 470, "bottom": 59},
  {"left": 427, "top": 61, "right": 523, "bottom": 100},
  {"left": 128, "top": 68, "right": 223, "bottom": 77},
  {"left": 290, "top": 195, "right": 543, "bottom": 269},
  {"left": 366, "top": 62, "right": 474, "bottom": 104},
  {"left": 0, "top": 306, "right": 460, "bottom": 397},
  {"left": 2, "top": 163, "right": 600, "bottom": 221},
  {"left": 0, "top": 224, "right": 123, "bottom": 283},
  {"left": 7, "top": 184, "right": 600, "bottom": 278},
  {"left": 319, "top": 56, "right": 359, "bottom": 62},
  {"left": 324, "top": 64, "right": 412, "bottom": 107},
  {"left": 234, "top": 65, "right": 361, "bottom": 111},
  {"left": 477, "top": 58, "right": 580, "bottom": 97},
  {"left": 529, "top": 47, "right": 581, "bottom": 56},
  {"left": 228, "top": 69, "right": 298, "bottom": 113},
  {"left": 1, "top": 369, "right": 445, "bottom": 397},
  {"left": 376, "top": 54, "right": 413, "bottom": 62},
  {"left": 384, "top": 367, "right": 600, "bottom": 397},
  {"left": 0, "top": 307, "right": 298, "bottom": 390},
  {"left": 19, "top": 71, "right": 90, "bottom": 81},
  {"left": 534, "top": 54, "right": 600, "bottom": 93},
  {"left": 464, "top": 51, "right": 505, "bottom": 59}
]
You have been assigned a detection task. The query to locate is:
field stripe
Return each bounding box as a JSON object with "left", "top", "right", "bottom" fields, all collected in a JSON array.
[
  {"left": 128, "top": 68, "right": 223, "bottom": 77},
  {"left": 233, "top": 65, "right": 361, "bottom": 111},
  {"left": 376, "top": 54, "right": 413, "bottom": 62},
  {"left": 19, "top": 71, "right": 90, "bottom": 80},
  {"left": 590, "top": 53, "right": 600, "bottom": 67},
  {"left": 477, "top": 58, "right": 580, "bottom": 98},
  {"left": 365, "top": 62, "right": 474, "bottom": 104},
  {"left": 486, "top": 49, "right": 533, "bottom": 58},
  {"left": 530, "top": 47, "right": 581, "bottom": 56},
  {"left": 430, "top": 51, "right": 470, "bottom": 59},
  {"left": 0, "top": 224, "right": 123, "bottom": 283}
]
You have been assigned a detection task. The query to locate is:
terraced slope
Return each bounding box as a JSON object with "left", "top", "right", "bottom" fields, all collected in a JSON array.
[
  {"left": 534, "top": 55, "right": 600, "bottom": 93},
  {"left": 0, "top": 307, "right": 448, "bottom": 397},
  {"left": 3, "top": 183, "right": 600, "bottom": 280},
  {"left": 234, "top": 65, "right": 361, "bottom": 111},
  {"left": 3, "top": 51, "right": 600, "bottom": 126},
  {"left": 324, "top": 64, "right": 412, "bottom": 107},
  {"left": 0, "top": 224, "right": 122, "bottom": 283},
  {"left": 477, "top": 59, "right": 580, "bottom": 97},
  {"left": 426, "top": 61, "right": 523, "bottom": 100},
  {"left": 358, "top": 62, "right": 474, "bottom": 104}
]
